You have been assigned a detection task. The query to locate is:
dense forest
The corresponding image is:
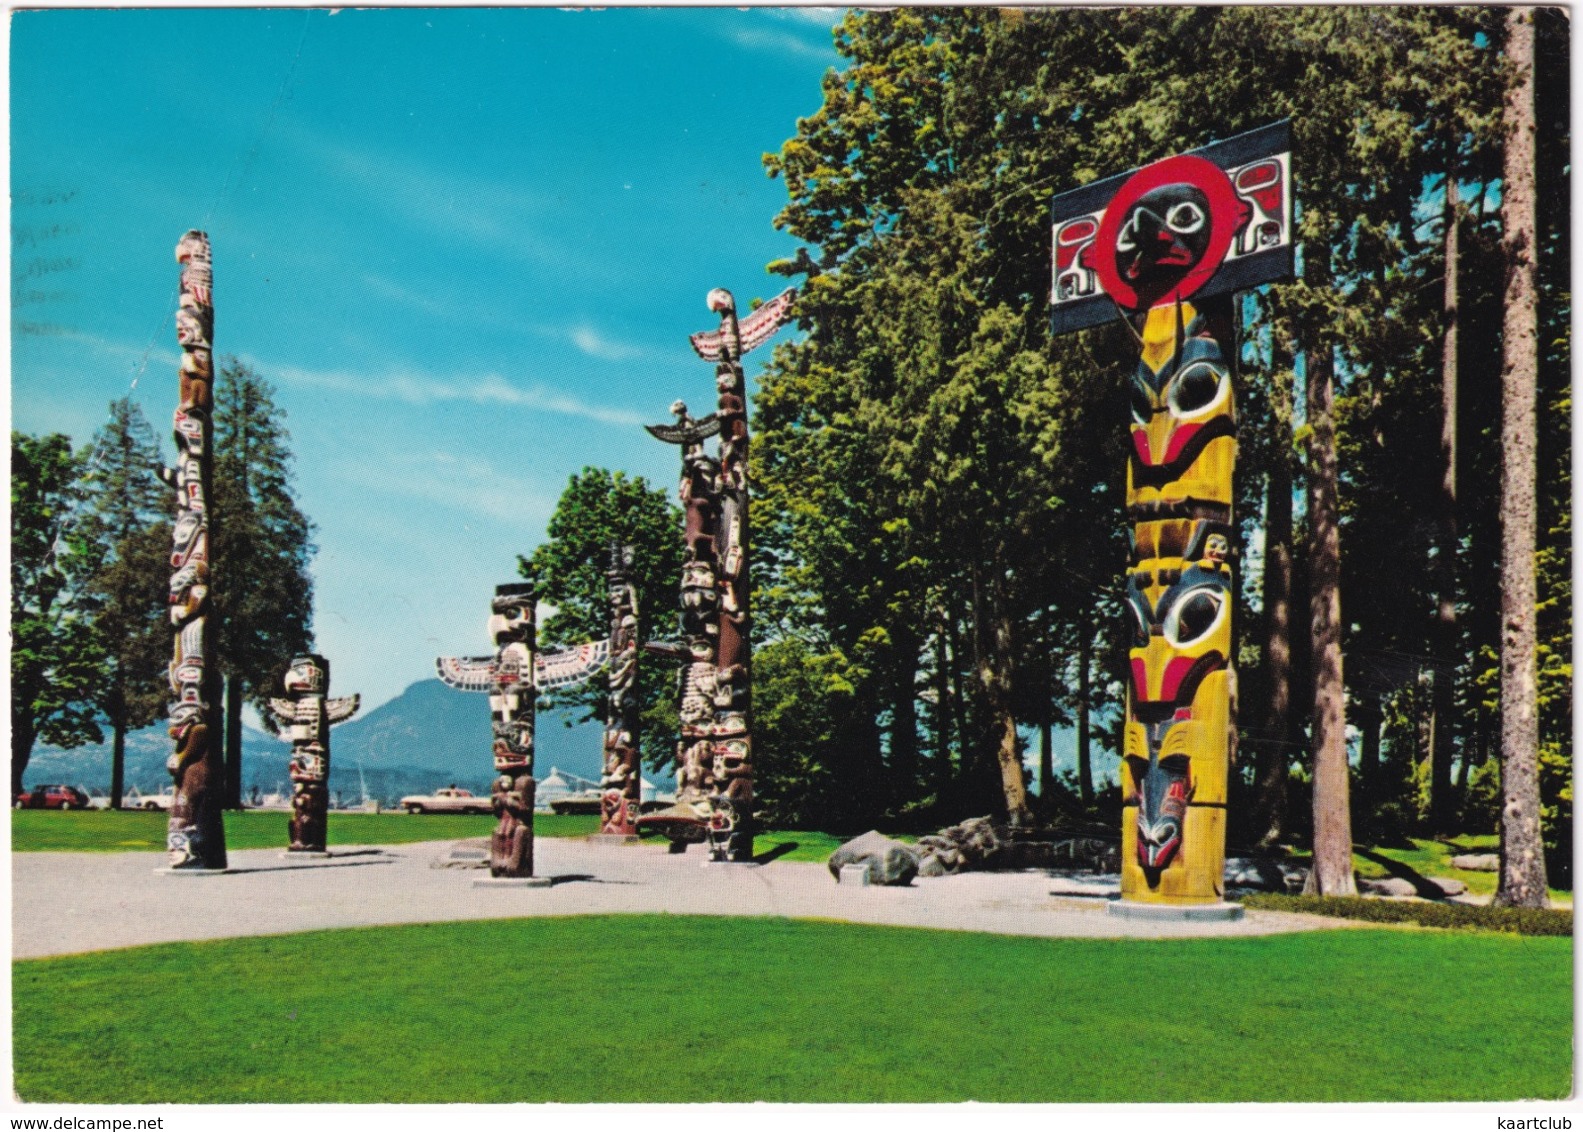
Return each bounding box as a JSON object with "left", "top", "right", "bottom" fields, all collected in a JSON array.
[{"left": 723, "top": 8, "right": 1569, "bottom": 883}]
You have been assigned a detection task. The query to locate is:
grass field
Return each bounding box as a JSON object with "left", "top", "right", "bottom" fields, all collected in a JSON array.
[
  {"left": 9, "top": 808, "right": 596, "bottom": 851},
  {"left": 13, "top": 915, "right": 1571, "bottom": 1103},
  {"left": 8, "top": 808, "right": 851, "bottom": 860}
]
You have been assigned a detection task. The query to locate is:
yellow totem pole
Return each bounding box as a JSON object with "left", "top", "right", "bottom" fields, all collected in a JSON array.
[{"left": 1049, "top": 123, "right": 1293, "bottom": 912}]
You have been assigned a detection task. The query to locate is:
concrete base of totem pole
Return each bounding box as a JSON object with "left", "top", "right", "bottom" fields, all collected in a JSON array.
[
  {"left": 472, "top": 875, "right": 553, "bottom": 889},
  {"left": 154, "top": 867, "right": 230, "bottom": 876},
  {"left": 279, "top": 850, "right": 333, "bottom": 859},
  {"left": 588, "top": 834, "right": 641, "bottom": 845},
  {"left": 838, "top": 864, "right": 872, "bottom": 886},
  {"left": 1105, "top": 899, "right": 1244, "bottom": 922}
]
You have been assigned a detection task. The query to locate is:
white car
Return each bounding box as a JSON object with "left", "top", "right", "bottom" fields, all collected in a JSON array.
[
  {"left": 125, "top": 787, "right": 176, "bottom": 811},
  {"left": 399, "top": 787, "right": 492, "bottom": 815}
]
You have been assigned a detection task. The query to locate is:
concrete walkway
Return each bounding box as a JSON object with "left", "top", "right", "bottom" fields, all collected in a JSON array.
[{"left": 12, "top": 837, "right": 1346, "bottom": 959}]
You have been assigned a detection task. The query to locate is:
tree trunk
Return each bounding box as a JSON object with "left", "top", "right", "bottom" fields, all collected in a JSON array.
[
  {"left": 932, "top": 613, "right": 954, "bottom": 792},
  {"left": 110, "top": 712, "right": 127, "bottom": 810},
  {"left": 1494, "top": 6, "right": 1548, "bottom": 908},
  {"left": 1254, "top": 354, "right": 1296, "bottom": 848},
  {"left": 12, "top": 708, "right": 36, "bottom": 799},
  {"left": 890, "top": 624, "right": 920, "bottom": 795},
  {"left": 225, "top": 675, "right": 246, "bottom": 810},
  {"left": 1428, "top": 176, "right": 1461, "bottom": 834},
  {"left": 1355, "top": 689, "right": 1383, "bottom": 839},
  {"left": 1302, "top": 252, "right": 1357, "bottom": 897},
  {"left": 1076, "top": 621, "right": 1093, "bottom": 805},
  {"left": 1038, "top": 715, "right": 1053, "bottom": 807},
  {"left": 970, "top": 564, "right": 1029, "bottom": 826}
]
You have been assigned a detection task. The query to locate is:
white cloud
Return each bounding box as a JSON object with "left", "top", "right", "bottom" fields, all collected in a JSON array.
[
  {"left": 334, "top": 448, "right": 556, "bottom": 527},
  {"left": 259, "top": 356, "right": 646, "bottom": 428},
  {"left": 569, "top": 325, "right": 647, "bottom": 362},
  {"left": 726, "top": 25, "right": 834, "bottom": 60}
]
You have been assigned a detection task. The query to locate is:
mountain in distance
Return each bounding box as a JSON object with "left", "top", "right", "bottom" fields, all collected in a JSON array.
[{"left": 25, "top": 678, "right": 608, "bottom": 804}]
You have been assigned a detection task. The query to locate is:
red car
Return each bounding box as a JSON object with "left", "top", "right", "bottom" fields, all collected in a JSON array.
[{"left": 15, "top": 784, "right": 90, "bottom": 810}]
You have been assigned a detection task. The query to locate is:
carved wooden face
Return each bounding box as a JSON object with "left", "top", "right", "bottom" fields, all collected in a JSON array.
[
  {"left": 283, "top": 655, "right": 327, "bottom": 696},
  {"left": 1114, "top": 183, "right": 1213, "bottom": 302},
  {"left": 1126, "top": 307, "right": 1236, "bottom": 514},
  {"left": 488, "top": 593, "right": 534, "bottom": 651},
  {"left": 1123, "top": 538, "right": 1232, "bottom": 873}
]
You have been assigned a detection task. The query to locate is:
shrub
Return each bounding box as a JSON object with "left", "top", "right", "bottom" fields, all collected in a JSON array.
[{"left": 1243, "top": 893, "right": 1572, "bottom": 936}]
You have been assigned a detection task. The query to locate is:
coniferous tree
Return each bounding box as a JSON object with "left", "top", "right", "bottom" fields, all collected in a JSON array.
[
  {"left": 210, "top": 358, "right": 316, "bottom": 807},
  {"left": 77, "top": 399, "right": 171, "bottom": 808}
]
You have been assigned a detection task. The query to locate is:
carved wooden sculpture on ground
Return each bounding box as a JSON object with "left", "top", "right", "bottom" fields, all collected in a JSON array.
[
  {"left": 1049, "top": 124, "right": 1293, "bottom": 906},
  {"left": 437, "top": 585, "right": 610, "bottom": 878},
  {"left": 267, "top": 655, "right": 360, "bottom": 853},
  {"left": 161, "top": 230, "right": 227, "bottom": 870},
  {"left": 641, "top": 288, "right": 795, "bottom": 861},
  {"left": 599, "top": 544, "right": 643, "bottom": 838}
]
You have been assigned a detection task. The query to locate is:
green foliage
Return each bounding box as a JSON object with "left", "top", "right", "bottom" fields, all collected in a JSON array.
[
  {"left": 1243, "top": 893, "right": 1573, "bottom": 937},
  {"left": 10, "top": 431, "right": 103, "bottom": 794},
  {"left": 751, "top": 7, "right": 1569, "bottom": 856},
  {"left": 210, "top": 358, "right": 316, "bottom": 723},
  {"left": 522, "top": 467, "right": 683, "bottom": 770},
  {"left": 13, "top": 918, "right": 1571, "bottom": 1101},
  {"left": 75, "top": 399, "right": 171, "bottom": 802}
]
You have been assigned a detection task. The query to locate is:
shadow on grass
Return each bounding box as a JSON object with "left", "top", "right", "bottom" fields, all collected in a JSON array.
[
  {"left": 1353, "top": 847, "right": 1446, "bottom": 899},
  {"left": 752, "top": 842, "right": 800, "bottom": 865}
]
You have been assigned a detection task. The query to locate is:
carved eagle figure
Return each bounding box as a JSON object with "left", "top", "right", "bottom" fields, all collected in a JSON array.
[
  {"left": 267, "top": 695, "right": 361, "bottom": 726},
  {"left": 687, "top": 287, "right": 797, "bottom": 362}
]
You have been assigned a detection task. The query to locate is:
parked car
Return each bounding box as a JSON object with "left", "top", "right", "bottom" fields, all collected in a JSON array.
[
  {"left": 124, "top": 786, "right": 176, "bottom": 811},
  {"left": 15, "top": 784, "right": 91, "bottom": 810},
  {"left": 399, "top": 787, "right": 492, "bottom": 815}
]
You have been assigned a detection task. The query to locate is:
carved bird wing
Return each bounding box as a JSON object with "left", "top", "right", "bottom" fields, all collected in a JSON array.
[
  {"left": 435, "top": 655, "right": 499, "bottom": 692},
  {"left": 536, "top": 639, "right": 612, "bottom": 690},
  {"left": 325, "top": 695, "right": 361, "bottom": 725},
  {"left": 736, "top": 288, "right": 797, "bottom": 354},
  {"left": 644, "top": 414, "right": 720, "bottom": 445},
  {"left": 687, "top": 328, "right": 727, "bottom": 363},
  {"left": 266, "top": 697, "right": 304, "bottom": 724}
]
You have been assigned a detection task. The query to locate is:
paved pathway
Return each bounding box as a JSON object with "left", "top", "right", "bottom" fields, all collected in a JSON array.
[{"left": 12, "top": 837, "right": 1346, "bottom": 959}]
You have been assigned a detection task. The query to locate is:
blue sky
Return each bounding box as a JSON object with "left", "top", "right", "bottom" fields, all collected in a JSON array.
[{"left": 11, "top": 7, "right": 844, "bottom": 713}]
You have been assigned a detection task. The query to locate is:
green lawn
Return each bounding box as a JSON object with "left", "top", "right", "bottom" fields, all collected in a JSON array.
[
  {"left": 1284, "top": 834, "right": 1570, "bottom": 901},
  {"left": 13, "top": 915, "right": 1571, "bottom": 1103},
  {"left": 10, "top": 808, "right": 863, "bottom": 860},
  {"left": 9, "top": 808, "right": 597, "bottom": 852}
]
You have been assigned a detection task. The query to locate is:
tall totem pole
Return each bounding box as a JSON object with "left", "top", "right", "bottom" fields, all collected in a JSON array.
[
  {"left": 437, "top": 585, "right": 612, "bottom": 879},
  {"left": 437, "top": 584, "right": 540, "bottom": 878},
  {"left": 161, "top": 230, "right": 227, "bottom": 871},
  {"left": 1049, "top": 124, "right": 1293, "bottom": 910},
  {"left": 643, "top": 287, "right": 796, "bottom": 861},
  {"left": 598, "top": 544, "right": 643, "bottom": 839},
  {"left": 267, "top": 655, "right": 360, "bottom": 853}
]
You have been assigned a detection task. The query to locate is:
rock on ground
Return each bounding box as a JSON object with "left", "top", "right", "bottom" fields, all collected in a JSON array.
[{"left": 828, "top": 830, "right": 920, "bottom": 886}]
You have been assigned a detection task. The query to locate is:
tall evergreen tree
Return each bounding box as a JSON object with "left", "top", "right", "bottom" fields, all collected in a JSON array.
[
  {"left": 11, "top": 432, "right": 102, "bottom": 796},
  {"left": 76, "top": 399, "right": 171, "bottom": 808},
  {"left": 210, "top": 358, "right": 317, "bottom": 807}
]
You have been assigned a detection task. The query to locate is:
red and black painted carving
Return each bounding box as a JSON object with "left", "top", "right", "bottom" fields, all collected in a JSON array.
[
  {"left": 267, "top": 655, "right": 360, "bottom": 853},
  {"left": 599, "top": 543, "right": 642, "bottom": 837}
]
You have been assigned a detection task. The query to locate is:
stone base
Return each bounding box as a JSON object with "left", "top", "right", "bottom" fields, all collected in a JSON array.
[
  {"left": 838, "top": 863, "right": 871, "bottom": 886},
  {"left": 280, "top": 850, "right": 333, "bottom": 859},
  {"left": 153, "top": 867, "right": 230, "bottom": 876},
  {"left": 588, "top": 834, "right": 641, "bottom": 845},
  {"left": 1106, "top": 900, "right": 1244, "bottom": 922},
  {"left": 471, "top": 875, "right": 553, "bottom": 888}
]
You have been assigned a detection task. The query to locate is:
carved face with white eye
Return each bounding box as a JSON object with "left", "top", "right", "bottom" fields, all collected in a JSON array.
[
  {"left": 1128, "top": 320, "right": 1236, "bottom": 506},
  {"left": 1124, "top": 561, "right": 1232, "bottom": 712},
  {"left": 1114, "top": 183, "right": 1212, "bottom": 299}
]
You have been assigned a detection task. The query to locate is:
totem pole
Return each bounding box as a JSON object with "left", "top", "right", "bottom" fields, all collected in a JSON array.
[
  {"left": 642, "top": 403, "right": 725, "bottom": 852},
  {"left": 639, "top": 285, "right": 798, "bottom": 861},
  {"left": 161, "top": 230, "right": 226, "bottom": 871},
  {"left": 1049, "top": 123, "right": 1293, "bottom": 909},
  {"left": 598, "top": 543, "right": 643, "bottom": 839},
  {"left": 437, "top": 584, "right": 611, "bottom": 880},
  {"left": 266, "top": 655, "right": 360, "bottom": 853}
]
